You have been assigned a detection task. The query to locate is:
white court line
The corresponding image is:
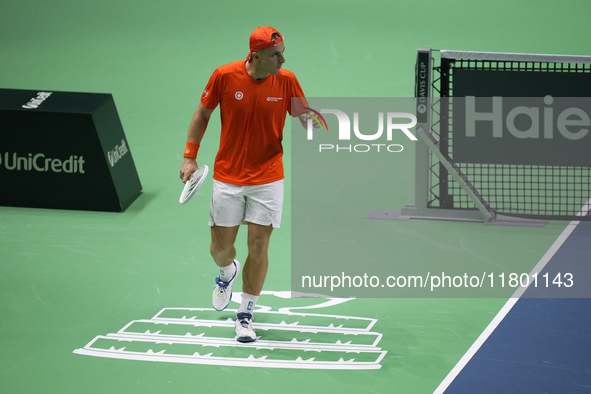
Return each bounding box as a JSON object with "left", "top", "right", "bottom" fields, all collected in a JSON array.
[{"left": 432, "top": 206, "right": 589, "bottom": 394}]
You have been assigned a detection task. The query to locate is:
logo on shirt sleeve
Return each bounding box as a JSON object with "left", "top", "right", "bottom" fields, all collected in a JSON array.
[
  {"left": 235, "top": 91, "right": 244, "bottom": 100},
  {"left": 203, "top": 89, "right": 209, "bottom": 98}
]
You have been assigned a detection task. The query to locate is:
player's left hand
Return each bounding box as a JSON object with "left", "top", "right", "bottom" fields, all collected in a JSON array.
[{"left": 298, "top": 112, "right": 321, "bottom": 130}]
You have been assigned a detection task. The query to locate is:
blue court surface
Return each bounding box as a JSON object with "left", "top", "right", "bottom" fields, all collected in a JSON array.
[{"left": 438, "top": 220, "right": 591, "bottom": 394}]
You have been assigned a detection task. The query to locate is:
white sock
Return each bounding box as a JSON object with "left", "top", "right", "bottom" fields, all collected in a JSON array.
[
  {"left": 238, "top": 293, "right": 259, "bottom": 316},
  {"left": 218, "top": 260, "right": 236, "bottom": 282}
]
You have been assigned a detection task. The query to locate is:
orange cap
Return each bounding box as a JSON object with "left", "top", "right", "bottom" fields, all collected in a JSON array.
[{"left": 247, "top": 26, "right": 284, "bottom": 60}]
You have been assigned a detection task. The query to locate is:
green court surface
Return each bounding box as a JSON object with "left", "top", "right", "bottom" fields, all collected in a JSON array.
[{"left": 1, "top": 1, "right": 589, "bottom": 393}]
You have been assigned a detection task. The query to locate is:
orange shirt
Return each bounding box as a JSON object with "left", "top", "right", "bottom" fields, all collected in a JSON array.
[{"left": 201, "top": 60, "right": 308, "bottom": 186}]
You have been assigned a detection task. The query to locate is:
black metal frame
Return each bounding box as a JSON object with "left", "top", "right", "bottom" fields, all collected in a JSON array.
[{"left": 429, "top": 55, "right": 591, "bottom": 220}]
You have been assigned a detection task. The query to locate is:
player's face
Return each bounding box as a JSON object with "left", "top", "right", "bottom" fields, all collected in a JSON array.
[{"left": 258, "top": 42, "right": 285, "bottom": 75}]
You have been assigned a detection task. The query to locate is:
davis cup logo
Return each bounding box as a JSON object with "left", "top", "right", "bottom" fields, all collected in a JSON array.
[
  {"left": 235, "top": 91, "right": 244, "bottom": 100},
  {"left": 73, "top": 291, "right": 387, "bottom": 369}
]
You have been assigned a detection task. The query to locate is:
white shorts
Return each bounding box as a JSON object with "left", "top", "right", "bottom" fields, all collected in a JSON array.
[{"left": 209, "top": 179, "right": 284, "bottom": 228}]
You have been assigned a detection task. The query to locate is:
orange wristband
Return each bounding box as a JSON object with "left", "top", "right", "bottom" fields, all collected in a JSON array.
[{"left": 183, "top": 141, "right": 200, "bottom": 159}]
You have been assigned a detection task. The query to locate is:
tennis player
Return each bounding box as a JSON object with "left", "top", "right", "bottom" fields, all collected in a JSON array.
[{"left": 180, "top": 26, "right": 319, "bottom": 342}]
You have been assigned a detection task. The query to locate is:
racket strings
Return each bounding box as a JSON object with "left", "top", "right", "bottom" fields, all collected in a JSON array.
[{"left": 179, "top": 165, "right": 209, "bottom": 205}]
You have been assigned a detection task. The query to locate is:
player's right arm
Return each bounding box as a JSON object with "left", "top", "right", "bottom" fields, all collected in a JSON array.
[{"left": 180, "top": 102, "right": 214, "bottom": 183}]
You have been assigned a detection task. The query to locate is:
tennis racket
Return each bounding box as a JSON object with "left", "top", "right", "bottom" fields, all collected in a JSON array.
[{"left": 179, "top": 165, "right": 209, "bottom": 205}]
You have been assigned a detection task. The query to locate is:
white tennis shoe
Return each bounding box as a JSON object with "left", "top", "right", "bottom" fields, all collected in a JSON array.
[
  {"left": 212, "top": 260, "right": 240, "bottom": 311},
  {"left": 235, "top": 312, "right": 257, "bottom": 342}
]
